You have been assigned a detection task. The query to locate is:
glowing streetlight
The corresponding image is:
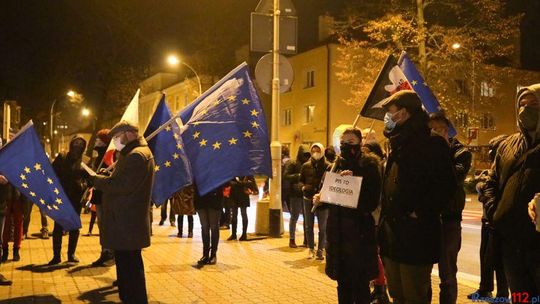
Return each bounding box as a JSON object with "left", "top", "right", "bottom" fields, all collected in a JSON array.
[
  {"left": 451, "top": 42, "right": 461, "bottom": 50},
  {"left": 67, "top": 90, "right": 76, "bottom": 98},
  {"left": 166, "top": 54, "right": 202, "bottom": 96},
  {"left": 81, "top": 108, "right": 90, "bottom": 117}
]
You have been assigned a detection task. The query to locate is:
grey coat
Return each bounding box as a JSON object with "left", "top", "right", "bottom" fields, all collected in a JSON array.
[{"left": 92, "top": 137, "right": 155, "bottom": 250}]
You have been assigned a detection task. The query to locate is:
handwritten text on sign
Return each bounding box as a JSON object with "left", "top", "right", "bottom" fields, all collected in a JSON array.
[{"left": 319, "top": 172, "right": 363, "bottom": 209}]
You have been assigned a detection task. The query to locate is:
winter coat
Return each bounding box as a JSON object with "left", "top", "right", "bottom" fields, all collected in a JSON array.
[
  {"left": 229, "top": 176, "right": 258, "bottom": 208},
  {"left": 485, "top": 84, "right": 540, "bottom": 249},
  {"left": 284, "top": 144, "right": 310, "bottom": 198},
  {"left": 171, "top": 185, "right": 196, "bottom": 215},
  {"left": 52, "top": 135, "right": 89, "bottom": 214},
  {"left": 92, "top": 137, "right": 155, "bottom": 251},
  {"left": 325, "top": 154, "right": 382, "bottom": 282},
  {"left": 379, "top": 111, "right": 457, "bottom": 265},
  {"left": 299, "top": 156, "right": 331, "bottom": 201},
  {"left": 442, "top": 138, "right": 472, "bottom": 221},
  {"left": 194, "top": 185, "right": 224, "bottom": 211}
]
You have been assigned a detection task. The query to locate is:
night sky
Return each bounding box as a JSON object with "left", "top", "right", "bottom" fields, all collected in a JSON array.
[{"left": 0, "top": 0, "right": 538, "bottom": 122}]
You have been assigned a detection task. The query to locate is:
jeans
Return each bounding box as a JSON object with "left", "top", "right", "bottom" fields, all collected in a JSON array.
[
  {"left": 115, "top": 250, "right": 148, "bottom": 304},
  {"left": 289, "top": 197, "right": 303, "bottom": 241},
  {"left": 501, "top": 243, "right": 540, "bottom": 297},
  {"left": 438, "top": 220, "right": 462, "bottom": 304},
  {"left": 160, "top": 201, "right": 174, "bottom": 223},
  {"left": 2, "top": 200, "right": 23, "bottom": 249},
  {"left": 383, "top": 256, "right": 433, "bottom": 304},
  {"left": 303, "top": 199, "right": 328, "bottom": 252},
  {"left": 197, "top": 208, "right": 220, "bottom": 256},
  {"left": 231, "top": 207, "right": 248, "bottom": 236},
  {"left": 479, "top": 222, "right": 508, "bottom": 295}
]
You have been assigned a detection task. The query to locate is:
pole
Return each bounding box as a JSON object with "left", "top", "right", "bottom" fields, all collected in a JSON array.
[
  {"left": 472, "top": 60, "right": 475, "bottom": 123},
  {"left": 182, "top": 62, "right": 202, "bottom": 96},
  {"left": 3, "top": 103, "right": 10, "bottom": 142},
  {"left": 50, "top": 99, "right": 57, "bottom": 157},
  {"left": 269, "top": 0, "right": 282, "bottom": 237}
]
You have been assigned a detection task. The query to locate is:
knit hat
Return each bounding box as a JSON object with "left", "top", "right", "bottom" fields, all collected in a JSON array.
[
  {"left": 96, "top": 129, "right": 111, "bottom": 145},
  {"left": 110, "top": 120, "right": 138, "bottom": 136}
]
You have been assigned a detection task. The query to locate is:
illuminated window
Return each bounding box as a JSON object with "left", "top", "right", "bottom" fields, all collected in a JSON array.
[
  {"left": 480, "top": 81, "right": 495, "bottom": 97},
  {"left": 282, "top": 108, "right": 292, "bottom": 126}
]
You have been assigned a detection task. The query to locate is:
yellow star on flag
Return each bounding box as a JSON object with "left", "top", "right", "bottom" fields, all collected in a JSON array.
[
  {"left": 165, "top": 126, "right": 172, "bottom": 131},
  {"left": 24, "top": 167, "right": 31, "bottom": 174},
  {"left": 228, "top": 138, "right": 238, "bottom": 145},
  {"left": 173, "top": 134, "right": 180, "bottom": 140},
  {"left": 242, "top": 98, "right": 250, "bottom": 105},
  {"left": 20, "top": 174, "right": 26, "bottom": 181},
  {"left": 34, "top": 163, "right": 42, "bottom": 171},
  {"left": 56, "top": 198, "right": 63, "bottom": 204},
  {"left": 173, "top": 153, "right": 180, "bottom": 159},
  {"left": 30, "top": 191, "right": 36, "bottom": 197},
  {"left": 199, "top": 139, "right": 208, "bottom": 147},
  {"left": 54, "top": 188, "right": 59, "bottom": 195},
  {"left": 47, "top": 178, "right": 53, "bottom": 184},
  {"left": 228, "top": 95, "right": 237, "bottom": 101},
  {"left": 39, "top": 199, "right": 45, "bottom": 205},
  {"left": 164, "top": 161, "right": 172, "bottom": 168},
  {"left": 411, "top": 80, "right": 418, "bottom": 86},
  {"left": 155, "top": 166, "right": 160, "bottom": 172},
  {"left": 212, "top": 141, "right": 222, "bottom": 150},
  {"left": 193, "top": 131, "right": 201, "bottom": 139},
  {"left": 251, "top": 121, "right": 260, "bottom": 129},
  {"left": 22, "top": 183, "right": 28, "bottom": 189},
  {"left": 176, "top": 143, "right": 183, "bottom": 150},
  {"left": 52, "top": 205, "right": 59, "bottom": 210},
  {"left": 250, "top": 109, "right": 259, "bottom": 117},
  {"left": 47, "top": 205, "right": 52, "bottom": 210},
  {"left": 243, "top": 130, "right": 252, "bottom": 138}
]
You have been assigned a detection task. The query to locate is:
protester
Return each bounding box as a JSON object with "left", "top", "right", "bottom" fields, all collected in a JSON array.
[
  {"left": 484, "top": 84, "right": 540, "bottom": 295},
  {"left": 300, "top": 143, "right": 330, "bottom": 259},
  {"left": 0, "top": 175, "right": 12, "bottom": 285},
  {"left": 227, "top": 176, "right": 257, "bottom": 241},
  {"left": 89, "top": 129, "right": 115, "bottom": 267},
  {"left": 170, "top": 185, "right": 196, "bottom": 238},
  {"left": 468, "top": 135, "right": 509, "bottom": 299},
  {"left": 195, "top": 184, "right": 224, "bottom": 266},
  {"left": 378, "top": 91, "right": 456, "bottom": 304},
  {"left": 47, "top": 135, "right": 88, "bottom": 265},
  {"left": 429, "top": 112, "right": 473, "bottom": 304},
  {"left": 316, "top": 127, "right": 382, "bottom": 303},
  {"left": 324, "top": 146, "right": 336, "bottom": 163},
  {"left": 1, "top": 184, "right": 26, "bottom": 262},
  {"left": 90, "top": 121, "right": 155, "bottom": 303},
  {"left": 284, "top": 144, "right": 310, "bottom": 248}
]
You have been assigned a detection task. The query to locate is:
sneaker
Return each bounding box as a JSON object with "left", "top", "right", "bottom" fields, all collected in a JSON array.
[
  {"left": 467, "top": 290, "right": 493, "bottom": 300},
  {"left": 289, "top": 239, "right": 297, "bottom": 248},
  {"left": 308, "top": 249, "right": 316, "bottom": 259},
  {"left": 316, "top": 250, "right": 324, "bottom": 260}
]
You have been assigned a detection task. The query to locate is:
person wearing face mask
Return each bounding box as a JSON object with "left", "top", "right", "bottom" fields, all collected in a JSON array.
[
  {"left": 89, "top": 121, "right": 155, "bottom": 303},
  {"left": 483, "top": 83, "right": 540, "bottom": 295},
  {"left": 378, "top": 90, "right": 457, "bottom": 304},
  {"left": 48, "top": 135, "right": 89, "bottom": 265},
  {"left": 314, "top": 127, "right": 382, "bottom": 303},
  {"left": 299, "top": 143, "right": 331, "bottom": 259}
]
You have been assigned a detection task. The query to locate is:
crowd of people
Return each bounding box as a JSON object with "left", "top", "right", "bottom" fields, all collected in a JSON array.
[{"left": 0, "top": 85, "right": 538, "bottom": 304}]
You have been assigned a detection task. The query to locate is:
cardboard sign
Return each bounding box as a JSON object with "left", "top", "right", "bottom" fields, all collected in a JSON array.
[{"left": 319, "top": 172, "right": 363, "bottom": 209}]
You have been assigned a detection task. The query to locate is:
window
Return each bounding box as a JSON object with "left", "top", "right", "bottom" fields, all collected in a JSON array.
[
  {"left": 282, "top": 108, "right": 292, "bottom": 126},
  {"left": 454, "top": 111, "right": 469, "bottom": 128},
  {"left": 304, "top": 105, "right": 315, "bottom": 124},
  {"left": 305, "top": 70, "right": 315, "bottom": 88},
  {"left": 480, "top": 81, "right": 495, "bottom": 97},
  {"left": 480, "top": 112, "right": 495, "bottom": 130}
]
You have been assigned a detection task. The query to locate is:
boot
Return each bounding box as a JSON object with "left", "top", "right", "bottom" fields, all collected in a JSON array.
[
  {"left": 208, "top": 250, "right": 217, "bottom": 265},
  {"left": 177, "top": 228, "right": 183, "bottom": 238},
  {"left": 67, "top": 230, "right": 80, "bottom": 263},
  {"left": 371, "top": 285, "right": 390, "bottom": 304},
  {"left": 289, "top": 239, "right": 297, "bottom": 248},
  {"left": 12, "top": 248, "right": 20, "bottom": 262},
  {"left": 197, "top": 247, "right": 210, "bottom": 265},
  {"left": 1, "top": 248, "right": 8, "bottom": 263}
]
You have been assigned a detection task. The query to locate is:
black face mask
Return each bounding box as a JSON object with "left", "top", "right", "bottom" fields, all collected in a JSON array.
[
  {"left": 325, "top": 152, "right": 336, "bottom": 162},
  {"left": 340, "top": 144, "right": 361, "bottom": 160}
]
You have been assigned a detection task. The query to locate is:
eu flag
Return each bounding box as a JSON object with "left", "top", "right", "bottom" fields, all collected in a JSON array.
[
  {"left": 398, "top": 52, "right": 458, "bottom": 137},
  {"left": 0, "top": 122, "right": 81, "bottom": 230},
  {"left": 179, "top": 62, "right": 271, "bottom": 196},
  {"left": 144, "top": 95, "right": 193, "bottom": 206}
]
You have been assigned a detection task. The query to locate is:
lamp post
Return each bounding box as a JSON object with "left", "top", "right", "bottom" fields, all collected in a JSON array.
[
  {"left": 166, "top": 55, "right": 202, "bottom": 96},
  {"left": 452, "top": 43, "right": 476, "bottom": 124},
  {"left": 50, "top": 90, "right": 79, "bottom": 157}
]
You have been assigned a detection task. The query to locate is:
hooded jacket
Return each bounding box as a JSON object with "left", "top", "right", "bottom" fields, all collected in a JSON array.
[
  {"left": 52, "top": 135, "right": 88, "bottom": 214},
  {"left": 299, "top": 143, "right": 331, "bottom": 200},
  {"left": 485, "top": 84, "right": 540, "bottom": 248},
  {"left": 284, "top": 144, "right": 311, "bottom": 198}
]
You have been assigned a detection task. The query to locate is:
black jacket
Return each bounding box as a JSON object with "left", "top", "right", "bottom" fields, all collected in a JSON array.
[
  {"left": 379, "top": 112, "right": 456, "bottom": 265},
  {"left": 325, "top": 154, "right": 382, "bottom": 282},
  {"left": 299, "top": 157, "right": 331, "bottom": 200},
  {"left": 194, "top": 185, "right": 224, "bottom": 211},
  {"left": 442, "top": 138, "right": 472, "bottom": 221},
  {"left": 229, "top": 176, "right": 258, "bottom": 208},
  {"left": 284, "top": 145, "right": 310, "bottom": 198}
]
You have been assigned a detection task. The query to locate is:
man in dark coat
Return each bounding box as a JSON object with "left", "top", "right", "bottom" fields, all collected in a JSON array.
[
  {"left": 429, "top": 112, "right": 473, "bottom": 304},
  {"left": 319, "top": 127, "right": 382, "bottom": 303},
  {"left": 49, "top": 135, "right": 88, "bottom": 265},
  {"left": 378, "top": 91, "right": 456, "bottom": 304},
  {"left": 283, "top": 144, "right": 310, "bottom": 248},
  {"left": 484, "top": 83, "right": 540, "bottom": 295},
  {"left": 227, "top": 176, "right": 257, "bottom": 241},
  {"left": 91, "top": 121, "right": 155, "bottom": 304}
]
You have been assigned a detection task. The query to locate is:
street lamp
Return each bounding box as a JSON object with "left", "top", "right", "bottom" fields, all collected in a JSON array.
[
  {"left": 452, "top": 42, "right": 476, "bottom": 125},
  {"left": 81, "top": 108, "right": 90, "bottom": 117},
  {"left": 166, "top": 54, "right": 202, "bottom": 96},
  {"left": 50, "top": 90, "right": 79, "bottom": 157}
]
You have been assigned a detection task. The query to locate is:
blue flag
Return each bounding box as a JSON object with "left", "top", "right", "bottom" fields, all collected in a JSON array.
[
  {"left": 144, "top": 95, "right": 193, "bottom": 206},
  {"left": 179, "top": 62, "right": 271, "bottom": 196},
  {"left": 398, "top": 52, "right": 458, "bottom": 137},
  {"left": 0, "top": 122, "right": 81, "bottom": 230}
]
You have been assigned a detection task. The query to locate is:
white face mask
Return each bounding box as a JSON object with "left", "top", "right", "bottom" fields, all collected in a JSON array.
[
  {"left": 384, "top": 112, "right": 397, "bottom": 130},
  {"left": 312, "top": 152, "right": 323, "bottom": 160},
  {"left": 113, "top": 136, "right": 125, "bottom": 151}
]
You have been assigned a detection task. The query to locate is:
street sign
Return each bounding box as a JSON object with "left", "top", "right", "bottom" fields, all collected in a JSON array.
[
  {"left": 251, "top": 13, "right": 297, "bottom": 54},
  {"left": 254, "top": 53, "right": 294, "bottom": 94},
  {"left": 255, "top": 0, "right": 296, "bottom": 15}
]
